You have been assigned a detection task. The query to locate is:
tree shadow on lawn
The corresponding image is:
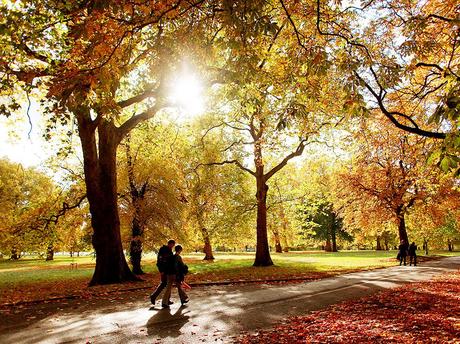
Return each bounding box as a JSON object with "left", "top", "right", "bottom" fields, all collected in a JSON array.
[{"left": 1, "top": 262, "right": 459, "bottom": 343}]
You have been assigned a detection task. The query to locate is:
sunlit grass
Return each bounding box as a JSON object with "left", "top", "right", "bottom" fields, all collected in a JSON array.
[{"left": 0, "top": 250, "right": 457, "bottom": 289}]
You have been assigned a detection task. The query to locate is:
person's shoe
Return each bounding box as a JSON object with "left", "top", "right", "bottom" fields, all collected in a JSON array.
[
  {"left": 150, "top": 295, "right": 156, "bottom": 305},
  {"left": 168, "top": 301, "right": 174, "bottom": 305},
  {"left": 161, "top": 304, "right": 170, "bottom": 308},
  {"left": 181, "top": 298, "right": 189, "bottom": 305}
]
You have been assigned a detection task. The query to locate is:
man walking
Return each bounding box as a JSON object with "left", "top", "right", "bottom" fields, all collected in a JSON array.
[
  {"left": 150, "top": 239, "right": 175, "bottom": 306},
  {"left": 409, "top": 242, "right": 417, "bottom": 266}
]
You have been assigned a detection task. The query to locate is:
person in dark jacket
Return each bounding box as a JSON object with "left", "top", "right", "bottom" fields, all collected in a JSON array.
[
  {"left": 408, "top": 242, "right": 417, "bottom": 266},
  {"left": 398, "top": 240, "right": 409, "bottom": 266},
  {"left": 174, "top": 245, "right": 189, "bottom": 305},
  {"left": 150, "top": 239, "right": 175, "bottom": 306}
]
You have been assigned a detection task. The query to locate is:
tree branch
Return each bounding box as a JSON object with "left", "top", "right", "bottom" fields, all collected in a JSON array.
[
  {"left": 197, "top": 160, "right": 256, "bottom": 177},
  {"left": 265, "top": 139, "right": 309, "bottom": 181}
]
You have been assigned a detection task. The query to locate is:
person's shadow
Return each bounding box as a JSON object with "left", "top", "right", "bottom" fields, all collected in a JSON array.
[{"left": 146, "top": 306, "right": 190, "bottom": 339}]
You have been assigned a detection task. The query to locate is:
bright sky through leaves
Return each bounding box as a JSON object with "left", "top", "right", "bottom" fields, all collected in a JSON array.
[{"left": 168, "top": 71, "right": 205, "bottom": 121}]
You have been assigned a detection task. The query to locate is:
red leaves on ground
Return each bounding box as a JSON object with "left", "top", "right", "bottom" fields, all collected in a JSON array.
[{"left": 237, "top": 271, "right": 460, "bottom": 343}]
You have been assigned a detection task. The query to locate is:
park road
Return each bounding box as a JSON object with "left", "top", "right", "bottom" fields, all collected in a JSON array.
[{"left": 1, "top": 256, "right": 459, "bottom": 344}]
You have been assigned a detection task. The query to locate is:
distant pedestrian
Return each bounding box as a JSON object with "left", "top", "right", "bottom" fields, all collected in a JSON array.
[
  {"left": 408, "top": 242, "right": 417, "bottom": 266},
  {"left": 398, "top": 240, "right": 409, "bottom": 266},
  {"left": 174, "top": 245, "right": 189, "bottom": 305},
  {"left": 150, "top": 239, "right": 175, "bottom": 306}
]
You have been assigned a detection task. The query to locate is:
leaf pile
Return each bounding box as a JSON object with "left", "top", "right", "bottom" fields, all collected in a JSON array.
[{"left": 237, "top": 271, "right": 460, "bottom": 343}]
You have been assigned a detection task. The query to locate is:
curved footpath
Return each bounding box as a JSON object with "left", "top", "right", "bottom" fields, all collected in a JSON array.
[{"left": 1, "top": 256, "right": 459, "bottom": 344}]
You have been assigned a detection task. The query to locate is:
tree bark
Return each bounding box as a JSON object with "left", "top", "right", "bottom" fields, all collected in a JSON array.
[
  {"left": 253, "top": 137, "right": 273, "bottom": 267},
  {"left": 126, "top": 138, "right": 145, "bottom": 275},
  {"left": 273, "top": 229, "right": 283, "bottom": 253},
  {"left": 254, "top": 176, "right": 273, "bottom": 266},
  {"left": 202, "top": 228, "right": 215, "bottom": 260},
  {"left": 396, "top": 209, "right": 409, "bottom": 244},
  {"left": 376, "top": 235, "right": 382, "bottom": 251},
  {"left": 77, "top": 112, "right": 138, "bottom": 286},
  {"left": 331, "top": 224, "right": 338, "bottom": 252},
  {"left": 129, "top": 216, "right": 144, "bottom": 274},
  {"left": 46, "top": 243, "right": 54, "bottom": 261},
  {"left": 423, "top": 239, "right": 429, "bottom": 255},
  {"left": 324, "top": 237, "right": 332, "bottom": 252}
]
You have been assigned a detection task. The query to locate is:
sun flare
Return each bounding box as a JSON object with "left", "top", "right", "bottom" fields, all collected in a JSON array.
[{"left": 169, "top": 72, "right": 205, "bottom": 119}]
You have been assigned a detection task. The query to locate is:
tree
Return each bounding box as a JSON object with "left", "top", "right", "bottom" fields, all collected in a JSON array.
[
  {"left": 336, "top": 115, "right": 458, "bottom": 243},
  {"left": 311, "top": 0, "right": 459, "bottom": 172},
  {"left": 118, "top": 122, "right": 186, "bottom": 273},
  {"left": 200, "top": 0, "right": 351, "bottom": 265},
  {"left": 0, "top": 1, "right": 219, "bottom": 284}
]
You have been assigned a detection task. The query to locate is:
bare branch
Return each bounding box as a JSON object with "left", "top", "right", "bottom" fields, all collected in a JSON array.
[
  {"left": 117, "top": 100, "right": 168, "bottom": 140},
  {"left": 197, "top": 160, "right": 256, "bottom": 177},
  {"left": 117, "top": 83, "right": 159, "bottom": 108},
  {"left": 265, "top": 139, "right": 309, "bottom": 181}
]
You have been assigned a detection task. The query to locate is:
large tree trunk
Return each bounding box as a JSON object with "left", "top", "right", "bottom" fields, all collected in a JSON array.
[
  {"left": 126, "top": 139, "right": 145, "bottom": 275},
  {"left": 254, "top": 176, "right": 273, "bottom": 266},
  {"left": 46, "top": 243, "right": 54, "bottom": 261},
  {"left": 202, "top": 228, "right": 214, "bottom": 260},
  {"left": 324, "top": 237, "right": 332, "bottom": 252},
  {"left": 331, "top": 224, "right": 338, "bottom": 252},
  {"left": 396, "top": 209, "right": 409, "bottom": 244},
  {"left": 202, "top": 228, "right": 215, "bottom": 260},
  {"left": 273, "top": 230, "right": 283, "bottom": 253},
  {"left": 78, "top": 113, "right": 137, "bottom": 286},
  {"left": 376, "top": 235, "right": 382, "bottom": 251},
  {"left": 129, "top": 216, "right": 144, "bottom": 274}
]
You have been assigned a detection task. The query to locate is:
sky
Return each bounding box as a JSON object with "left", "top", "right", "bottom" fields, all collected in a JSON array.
[{"left": 0, "top": 100, "right": 52, "bottom": 167}]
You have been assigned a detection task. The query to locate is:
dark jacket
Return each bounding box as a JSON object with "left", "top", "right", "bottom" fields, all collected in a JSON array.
[
  {"left": 398, "top": 242, "right": 409, "bottom": 257},
  {"left": 174, "top": 254, "right": 188, "bottom": 282},
  {"left": 408, "top": 243, "right": 417, "bottom": 256},
  {"left": 156, "top": 245, "right": 175, "bottom": 274}
]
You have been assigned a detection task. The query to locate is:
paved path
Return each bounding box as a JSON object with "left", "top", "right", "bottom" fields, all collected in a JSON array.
[{"left": 1, "top": 257, "right": 459, "bottom": 344}]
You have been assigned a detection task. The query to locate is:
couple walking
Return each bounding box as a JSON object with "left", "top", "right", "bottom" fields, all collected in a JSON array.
[
  {"left": 398, "top": 240, "right": 417, "bottom": 266},
  {"left": 150, "top": 239, "right": 189, "bottom": 308}
]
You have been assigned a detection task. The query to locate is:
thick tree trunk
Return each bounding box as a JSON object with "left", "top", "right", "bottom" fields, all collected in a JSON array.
[
  {"left": 77, "top": 114, "right": 137, "bottom": 286},
  {"left": 273, "top": 230, "right": 283, "bottom": 253},
  {"left": 396, "top": 210, "right": 409, "bottom": 244},
  {"left": 448, "top": 240, "right": 453, "bottom": 252},
  {"left": 282, "top": 234, "right": 289, "bottom": 252},
  {"left": 324, "top": 238, "right": 332, "bottom": 252},
  {"left": 376, "top": 236, "right": 382, "bottom": 251},
  {"left": 331, "top": 226, "right": 338, "bottom": 252},
  {"left": 202, "top": 227, "right": 215, "bottom": 260},
  {"left": 130, "top": 216, "right": 144, "bottom": 274},
  {"left": 46, "top": 244, "right": 54, "bottom": 261},
  {"left": 126, "top": 140, "right": 145, "bottom": 275},
  {"left": 254, "top": 178, "right": 273, "bottom": 266}
]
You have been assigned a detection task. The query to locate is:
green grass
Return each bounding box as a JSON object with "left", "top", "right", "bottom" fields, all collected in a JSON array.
[{"left": 0, "top": 250, "right": 458, "bottom": 289}]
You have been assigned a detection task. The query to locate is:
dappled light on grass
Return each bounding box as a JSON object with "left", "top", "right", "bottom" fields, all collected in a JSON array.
[
  {"left": 0, "top": 252, "right": 449, "bottom": 305},
  {"left": 237, "top": 271, "right": 460, "bottom": 343}
]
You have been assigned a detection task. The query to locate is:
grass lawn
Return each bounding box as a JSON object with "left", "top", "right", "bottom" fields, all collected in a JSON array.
[{"left": 0, "top": 250, "right": 457, "bottom": 305}]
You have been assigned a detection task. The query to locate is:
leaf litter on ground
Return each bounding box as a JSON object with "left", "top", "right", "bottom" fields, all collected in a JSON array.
[{"left": 236, "top": 271, "right": 460, "bottom": 343}]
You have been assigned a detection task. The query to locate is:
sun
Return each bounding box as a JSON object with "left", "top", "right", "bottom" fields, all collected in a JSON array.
[{"left": 169, "top": 72, "right": 205, "bottom": 119}]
